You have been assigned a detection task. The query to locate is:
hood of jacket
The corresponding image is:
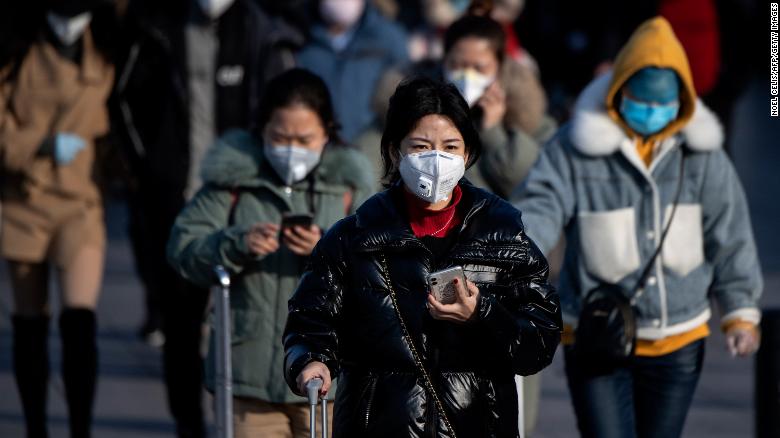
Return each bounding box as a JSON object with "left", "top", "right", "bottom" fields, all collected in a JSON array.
[
  {"left": 569, "top": 71, "right": 723, "bottom": 157},
  {"left": 604, "top": 16, "right": 698, "bottom": 145},
  {"left": 200, "top": 129, "right": 373, "bottom": 191},
  {"left": 568, "top": 18, "right": 723, "bottom": 158}
]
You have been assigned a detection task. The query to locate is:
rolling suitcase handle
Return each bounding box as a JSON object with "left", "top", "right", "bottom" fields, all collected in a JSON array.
[
  {"left": 515, "top": 375, "right": 525, "bottom": 438},
  {"left": 213, "top": 265, "right": 233, "bottom": 438},
  {"left": 306, "top": 378, "right": 328, "bottom": 438}
]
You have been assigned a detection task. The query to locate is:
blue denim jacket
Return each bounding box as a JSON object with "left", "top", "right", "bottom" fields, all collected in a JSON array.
[{"left": 513, "top": 73, "right": 762, "bottom": 340}]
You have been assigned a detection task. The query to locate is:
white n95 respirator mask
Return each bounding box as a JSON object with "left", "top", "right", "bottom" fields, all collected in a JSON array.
[
  {"left": 399, "top": 150, "right": 465, "bottom": 203},
  {"left": 264, "top": 144, "right": 322, "bottom": 187},
  {"left": 444, "top": 68, "right": 494, "bottom": 107},
  {"left": 47, "top": 12, "right": 92, "bottom": 46},
  {"left": 198, "top": 0, "right": 236, "bottom": 19}
]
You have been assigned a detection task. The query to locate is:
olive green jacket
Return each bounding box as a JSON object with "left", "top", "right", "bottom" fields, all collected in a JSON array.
[{"left": 167, "top": 129, "right": 376, "bottom": 403}]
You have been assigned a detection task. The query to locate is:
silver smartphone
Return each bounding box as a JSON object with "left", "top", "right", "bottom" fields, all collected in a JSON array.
[{"left": 427, "top": 266, "right": 466, "bottom": 305}]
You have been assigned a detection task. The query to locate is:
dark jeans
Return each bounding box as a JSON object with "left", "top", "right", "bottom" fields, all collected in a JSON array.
[{"left": 564, "top": 339, "right": 705, "bottom": 438}]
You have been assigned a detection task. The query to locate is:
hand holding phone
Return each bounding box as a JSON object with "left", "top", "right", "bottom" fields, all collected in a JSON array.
[
  {"left": 427, "top": 266, "right": 466, "bottom": 305},
  {"left": 281, "top": 213, "right": 314, "bottom": 230},
  {"left": 244, "top": 223, "right": 280, "bottom": 256},
  {"left": 426, "top": 267, "right": 480, "bottom": 323},
  {"left": 281, "top": 213, "right": 320, "bottom": 256}
]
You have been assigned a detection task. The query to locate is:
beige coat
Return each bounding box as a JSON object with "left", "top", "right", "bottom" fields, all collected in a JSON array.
[{"left": 0, "top": 29, "right": 114, "bottom": 263}]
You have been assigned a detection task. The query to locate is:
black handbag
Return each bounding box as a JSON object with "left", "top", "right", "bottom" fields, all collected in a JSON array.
[{"left": 574, "top": 152, "right": 686, "bottom": 367}]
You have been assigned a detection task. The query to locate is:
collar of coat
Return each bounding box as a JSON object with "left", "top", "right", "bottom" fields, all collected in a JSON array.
[
  {"left": 569, "top": 71, "right": 724, "bottom": 157},
  {"left": 352, "top": 181, "right": 536, "bottom": 267},
  {"left": 200, "top": 129, "right": 372, "bottom": 193}
]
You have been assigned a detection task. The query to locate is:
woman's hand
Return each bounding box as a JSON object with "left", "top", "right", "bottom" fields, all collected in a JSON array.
[
  {"left": 476, "top": 81, "right": 507, "bottom": 130},
  {"left": 726, "top": 324, "right": 760, "bottom": 357},
  {"left": 283, "top": 225, "right": 322, "bottom": 256},
  {"left": 296, "top": 361, "right": 332, "bottom": 398},
  {"left": 427, "top": 278, "right": 480, "bottom": 323},
  {"left": 244, "top": 223, "right": 280, "bottom": 256}
]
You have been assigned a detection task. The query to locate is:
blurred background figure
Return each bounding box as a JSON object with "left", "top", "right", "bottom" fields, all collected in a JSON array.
[
  {"left": 515, "top": 0, "right": 755, "bottom": 130},
  {"left": 296, "top": 0, "right": 409, "bottom": 143},
  {"left": 112, "top": 0, "right": 302, "bottom": 436},
  {"left": 363, "top": 0, "right": 555, "bottom": 200},
  {"left": 0, "top": 0, "right": 117, "bottom": 436},
  {"left": 167, "top": 68, "right": 375, "bottom": 438},
  {"left": 514, "top": 17, "right": 762, "bottom": 438}
]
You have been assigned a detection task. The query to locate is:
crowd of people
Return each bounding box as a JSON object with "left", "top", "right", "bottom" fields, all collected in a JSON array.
[{"left": 0, "top": 0, "right": 765, "bottom": 437}]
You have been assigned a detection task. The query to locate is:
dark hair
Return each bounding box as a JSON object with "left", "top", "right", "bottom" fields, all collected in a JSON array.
[
  {"left": 255, "top": 68, "right": 343, "bottom": 144},
  {"left": 0, "top": 1, "right": 116, "bottom": 82},
  {"left": 380, "top": 77, "right": 482, "bottom": 185},
  {"left": 443, "top": 11, "right": 506, "bottom": 65}
]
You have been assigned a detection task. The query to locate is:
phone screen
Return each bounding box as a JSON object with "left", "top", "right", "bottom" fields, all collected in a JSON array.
[{"left": 281, "top": 213, "right": 314, "bottom": 229}]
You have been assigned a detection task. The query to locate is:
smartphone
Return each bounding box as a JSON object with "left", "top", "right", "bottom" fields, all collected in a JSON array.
[
  {"left": 427, "top": 266, "right": 466, "bottom": 305},
  {"left": 281, "top": 213, "right": 314, "bottom": 230}
]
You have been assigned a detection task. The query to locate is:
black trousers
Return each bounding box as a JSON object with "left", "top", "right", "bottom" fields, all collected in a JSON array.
[{"left": 128, "top": 183, "right": 209, "bottom": 438}]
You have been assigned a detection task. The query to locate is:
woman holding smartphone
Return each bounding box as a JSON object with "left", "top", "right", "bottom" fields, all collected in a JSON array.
[
  {"left": 167, "top": 68, "right": 375, "bottom": 437},
  {"left": 283, "top": 77, "right": 562, "bottom": 437}
]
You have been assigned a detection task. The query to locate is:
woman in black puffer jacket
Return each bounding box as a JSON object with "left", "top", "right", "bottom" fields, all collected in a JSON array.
[{"left": 283, "top": 77, "right": 561, "bottom": 438}]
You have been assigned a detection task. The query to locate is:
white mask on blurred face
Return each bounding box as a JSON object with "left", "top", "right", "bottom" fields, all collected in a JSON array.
[
  {"left": 264, "top": 143, "right": 323, "bottom": 187},
  {"left": 444, "top": 68, "right": 494, "bottom": 107},
  {"left": 399, "top": 150, "right": 465, "bottom": 203},
  {"left": 47, "top": 12, "right": 92, "bottom": 46},
  {"left": 197, "top": 0, "right": 236, "bottom": 19},
  {"left": 320, "top": 0, "right": 365, "bottom": 28}
]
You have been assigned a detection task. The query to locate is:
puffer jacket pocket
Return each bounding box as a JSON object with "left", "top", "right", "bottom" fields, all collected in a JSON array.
[
  {"left": 661, "top": 204, "right": 704, "bottom": 277},
  {"left": 577, "top": 208, "right": 641, "bottom": 284}
]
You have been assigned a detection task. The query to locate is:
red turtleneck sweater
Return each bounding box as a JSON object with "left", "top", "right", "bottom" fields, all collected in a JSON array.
[{"left": 403, "top": 185, "right": 463, "bottom": 238}]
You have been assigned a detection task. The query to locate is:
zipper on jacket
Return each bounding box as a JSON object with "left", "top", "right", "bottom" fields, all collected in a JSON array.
[{"left": 363, "top": 378, "right": 377, "bottom": 430}]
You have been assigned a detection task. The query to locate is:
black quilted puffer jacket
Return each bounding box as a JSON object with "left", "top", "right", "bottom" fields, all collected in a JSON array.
[{"left": 283, "top": 181, "right": 562, "bottom": 438}]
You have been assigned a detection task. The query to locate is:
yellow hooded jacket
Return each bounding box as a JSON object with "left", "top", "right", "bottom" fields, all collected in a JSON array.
[
  {"left": 561, "top": 17, "right": 758, "bottom": 356},
  {"left": 606, "top": 16, "right": 696, "bottom": 167}
]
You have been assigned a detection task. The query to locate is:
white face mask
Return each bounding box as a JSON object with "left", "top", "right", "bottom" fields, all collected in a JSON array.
[
  {"left": 263, "top": 144, "right": 323, "bottom": 187},
  {"left": 444, "top": 68, "right": 495, "bottom": 107},
  {"left": 320, "top": 0, "right": 365, "bottom": 28},
  {"left": 399, "top": 150, "right": 465, "bottom": 204},
  {"left": 47, "top": 12, "right": 92, "bottom": 46},
  {"left": 197, "top": 0, "right": 236, "bottom": 19}
]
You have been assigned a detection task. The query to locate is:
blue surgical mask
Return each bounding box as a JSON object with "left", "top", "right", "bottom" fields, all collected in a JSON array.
[{"left": 619, "top": 95, "right": 680, "bottom": 136}]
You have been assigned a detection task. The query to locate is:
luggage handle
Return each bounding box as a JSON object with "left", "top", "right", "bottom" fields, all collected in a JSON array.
[
  {"left": 213, "top": 266, "right": 233, "bottom": 438},
  {"left": 305, "top": 378, "right": 328, "bottom": 438}
]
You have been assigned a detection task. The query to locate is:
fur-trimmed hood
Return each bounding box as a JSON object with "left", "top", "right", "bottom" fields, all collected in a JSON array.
[
  {"left": 200, "top": 129, "right": 376, "bottom": 191},
  {"left": 569, "top": 71, "right": 724, "bottom": 157}
]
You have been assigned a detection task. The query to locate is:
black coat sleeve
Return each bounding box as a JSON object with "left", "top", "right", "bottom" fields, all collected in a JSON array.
[
  {"left": 283, "top": 220, "right": 349, "bottom": 394},
  {"left": 476, "top": 234, "right": 562, "bottom": 376}
]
